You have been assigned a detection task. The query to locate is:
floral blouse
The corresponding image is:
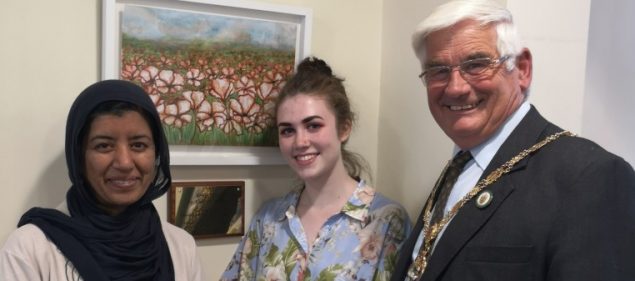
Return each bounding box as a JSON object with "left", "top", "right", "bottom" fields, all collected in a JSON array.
[{"left": 220, "top": 181, "right": 411, "bottom": 281}]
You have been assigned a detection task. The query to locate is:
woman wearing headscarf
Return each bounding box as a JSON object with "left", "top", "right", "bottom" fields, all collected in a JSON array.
[{"left": 0, "top": 80, "right": 203, "bottom": 280}]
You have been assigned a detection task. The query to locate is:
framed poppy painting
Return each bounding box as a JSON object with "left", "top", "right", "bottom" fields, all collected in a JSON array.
[
  {"left": 102, "top": 0, "right": 312, "bottom": 165},
  {"left": 168, "top": 181, "right": 245, "bottom": 239}
]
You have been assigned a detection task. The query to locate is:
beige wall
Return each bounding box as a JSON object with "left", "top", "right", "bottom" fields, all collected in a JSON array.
[
  {"left": 0, "top": 0, "right": 382, "bottom": 279},
  {"left": 378, "top": 0, "right": 450, "bottom": 219},
  {"left": 0, "top": 0, "right": 101, "bottom": 234}
]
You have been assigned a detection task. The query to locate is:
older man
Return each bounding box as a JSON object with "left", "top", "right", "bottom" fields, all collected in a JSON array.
[{"left": 391, "top": 1, "right": 635, "bottom": 281}]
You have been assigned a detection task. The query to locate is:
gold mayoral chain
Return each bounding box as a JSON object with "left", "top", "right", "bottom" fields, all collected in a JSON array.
[{"left": 407, "top": 130, "right": 574, "bottom": 280}]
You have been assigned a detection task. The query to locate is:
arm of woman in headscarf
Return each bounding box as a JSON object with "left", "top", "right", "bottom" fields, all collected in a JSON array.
[{"left": 1, "top": 225, "right": 57, "bottom": 281}]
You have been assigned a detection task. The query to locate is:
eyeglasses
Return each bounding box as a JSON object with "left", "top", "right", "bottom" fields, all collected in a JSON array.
[{"left": 418, "top": 56, "right": 511, "bottom": 86}]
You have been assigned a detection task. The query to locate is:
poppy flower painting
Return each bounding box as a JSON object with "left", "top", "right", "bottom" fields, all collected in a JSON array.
[{"left": 118, "top": 4, "right": 301, "bottom": 146}]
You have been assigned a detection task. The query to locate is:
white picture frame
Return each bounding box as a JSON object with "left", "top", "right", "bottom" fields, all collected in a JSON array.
[{"left": 101, "top": 0, "right": 312, "bottom": 165}]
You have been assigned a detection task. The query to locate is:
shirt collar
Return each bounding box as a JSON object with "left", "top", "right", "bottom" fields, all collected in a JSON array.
[
  {"left": 275, "top": 180, "right": 376, "bottom": 227},
  {"left": 455, "top": 101, "right": 531, "bottom": 170}
]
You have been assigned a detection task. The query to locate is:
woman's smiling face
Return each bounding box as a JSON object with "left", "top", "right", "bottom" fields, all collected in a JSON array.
[
  {"left": 276, "top": 94, "right": 350, "bottom": 183},
  {"left": 83, "top": 110, "right": 156, "bottom": 216}
]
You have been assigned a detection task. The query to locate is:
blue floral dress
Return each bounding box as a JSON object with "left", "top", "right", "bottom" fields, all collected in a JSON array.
[{"left": 220, "top": 181, "right": 411, "bottom": 281}]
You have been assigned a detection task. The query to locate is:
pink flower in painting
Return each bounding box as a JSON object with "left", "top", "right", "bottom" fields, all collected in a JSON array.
[
  {"left": 208, "top": 78, "right": 234, "bottom": 101},
  {"left": 210, "top": 101, "right": 229, "bottom": 128},
  {"left": 233, "top": 76, "right": 257, "bottom": 97},
  {"left": 160, "top": 99, "right": 192, "bottom": 128},
  {"left": 273, "top": 63, "right": 293, "bottom": 75},
  {"left": 182, "top": 91, "right": 207, "bottom": 109},
  {"left": 140, "top": 66, "right": 160, "bottom": 87},
  {"left": 149, "top": 94, "right": 161, "bottom": 106},
  {"left": 159, "top": 55, "right": 174, "bottom": 67},
  {"left": 230, "top": 94, "right": 261, "bottom": 131},
  {"left": 182, "top": 91, "right": 216, "bottom": 131},
  {"left": 221, "top": 66, "right": 235, "bottom": 77},
  {"left": 122, "top": 53, "right": 146, "bottom": 79},
  {"left": 251, "top": 112, "right": 274, "bottom": 133},
  {"left": 185, "top": 68, "right": 205, "bottom": 87},
  {"left": 156, "top": 69, "right": 185, "bottom": 94},
  {"left": 129, "top": 55, "right": 146, "bottom": 68},
  {"left": 121, "top": 63, "right": 141, "bottom": 81},
  {"left": 217, "top": 114, "right": 243, "bottom": 135},
  {"left": 219, "top": 66, "right": 238, "bottom": 81},
  {"left": 283, "top": 64, "right": 293, "bottom": 75},
  {"left": 257, "top": 81, "right": 278, "bottom": 101},
  {"left": 155, "top": 102, "right": 166, "bottom": 121},
  {"left": 258, "top": 70, "right": 285, "bottom": 102},
  {"left": 139, "top": 66, "right": 161, "bottom": 95},
  {"left": 206, "top": 66, "right": 220, "bottom": 78},
  {"left": 181, "top": 90, "right": 235, "bottom": 134},
  {"left": 196, "top": 57, "right": 208, "bottom": 68},
  {"left": 264, "top": 70, "right": 284, "bottom": 84},
  {"left": 149, "top": 93, "right": 164, "bottom": 112},
  {"left": 178, "top": 59, "right": 193, "bottom": 70}
]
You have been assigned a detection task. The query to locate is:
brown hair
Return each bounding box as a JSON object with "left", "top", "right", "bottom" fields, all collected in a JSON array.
[{"left": 275, "top": 56, "right": 370, "bottom": 181}]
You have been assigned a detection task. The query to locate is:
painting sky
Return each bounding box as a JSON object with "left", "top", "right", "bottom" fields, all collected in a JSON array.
[{"left": 121, "top": 5, "right": 297, "bottom": 51}]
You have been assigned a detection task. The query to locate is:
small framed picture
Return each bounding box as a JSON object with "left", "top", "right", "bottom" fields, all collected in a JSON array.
[{"left": 168, "top": 181, "right": 245, "bottom": 239}]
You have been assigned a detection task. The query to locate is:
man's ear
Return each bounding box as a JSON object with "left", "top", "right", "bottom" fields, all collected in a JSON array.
[{"left": 516, "top": 48, "right": 533, "bottom": 92}]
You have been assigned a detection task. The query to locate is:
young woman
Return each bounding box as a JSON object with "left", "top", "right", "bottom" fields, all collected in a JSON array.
[
  {"left": 0, "top": 80, "right": 203, "bottom": 280},
  {"left": 221, "top": 57, "right": 411, "bottom": 281}
]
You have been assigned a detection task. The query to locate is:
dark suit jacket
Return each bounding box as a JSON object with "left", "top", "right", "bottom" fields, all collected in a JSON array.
[{"left": 392, "top": 106, "right": 635, "bottom": 281}]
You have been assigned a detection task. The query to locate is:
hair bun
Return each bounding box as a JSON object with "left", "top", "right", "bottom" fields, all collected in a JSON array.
[{"left": 296, "top": 56, "right": 333, "bottom": 77}]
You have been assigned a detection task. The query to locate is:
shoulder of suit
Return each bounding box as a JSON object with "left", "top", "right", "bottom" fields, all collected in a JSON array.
[{"left": 547, "top": 133, "right": 621, "bottom": 161}]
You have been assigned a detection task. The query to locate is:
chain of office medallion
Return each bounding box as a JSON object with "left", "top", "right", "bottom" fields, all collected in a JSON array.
[{"left": 410, "top": 130, "right": 574, "bottom": 279}]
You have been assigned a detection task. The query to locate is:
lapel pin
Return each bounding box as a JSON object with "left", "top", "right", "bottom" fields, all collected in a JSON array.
[{"left": 475, "top": 190, "right": 493, "bottom": 209}]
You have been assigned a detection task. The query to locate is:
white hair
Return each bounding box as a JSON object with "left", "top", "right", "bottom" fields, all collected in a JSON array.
[{"left": 412, "top": 0, "right": 523, "bottom": 70}]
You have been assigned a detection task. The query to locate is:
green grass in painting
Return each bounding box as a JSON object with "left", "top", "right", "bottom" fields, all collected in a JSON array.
[{"left": 163, "top": 123, "right": 277, "bottom": 147}]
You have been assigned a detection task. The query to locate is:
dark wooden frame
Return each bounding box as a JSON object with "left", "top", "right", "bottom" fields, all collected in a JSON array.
[{"left": 168, "top": 181, "right": 245, "bottom": 239}]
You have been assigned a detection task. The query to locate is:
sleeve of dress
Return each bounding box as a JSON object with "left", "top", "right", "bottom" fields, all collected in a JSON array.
[
  {"left": 0, "top": 228, "right": 43, "bottom": 281},
  {"left": 374, "top": 204, "right": 412, "bottom": 281},
  {"left": 220, "top": 211, "right": 264, "bottom": 281}
]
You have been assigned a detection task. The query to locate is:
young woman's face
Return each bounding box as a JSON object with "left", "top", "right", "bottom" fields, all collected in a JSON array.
[
  {"left": 276, "top": 94, "right": 350, "bottom": 183},
  {"left": 83, "top": 110, "right": 156, "bottom": 216}
]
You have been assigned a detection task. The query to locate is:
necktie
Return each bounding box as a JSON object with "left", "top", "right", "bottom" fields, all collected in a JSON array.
[
  {"left": 430, "top": 151, "right": 473, "bottom": 226},
  {"left": 406, "top": 151, "right": 474, "bottom": 281}
]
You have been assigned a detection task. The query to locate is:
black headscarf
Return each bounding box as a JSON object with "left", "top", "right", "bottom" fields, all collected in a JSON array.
[{"left": 18, "top": 80, "right": 175, "bottom": 280}]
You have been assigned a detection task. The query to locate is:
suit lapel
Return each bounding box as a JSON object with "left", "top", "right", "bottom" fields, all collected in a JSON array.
[{"left": 422, "top": 106, "right": 560, "bottom": 281}]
